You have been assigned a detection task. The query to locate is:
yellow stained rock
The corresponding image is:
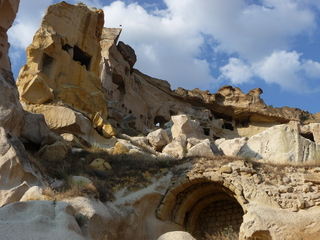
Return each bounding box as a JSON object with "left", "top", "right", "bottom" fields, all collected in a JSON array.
[
  {"left": 89, "top": 158, "right": 112, "bottom": 171},
  {"left": 113, "top": 142, "right": 129, "bottom": 155},
  {"left": 102, "top": 123, "right": 117, "bottom": 138}
]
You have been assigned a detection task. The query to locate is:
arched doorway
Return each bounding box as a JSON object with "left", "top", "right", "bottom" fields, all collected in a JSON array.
[{"left": 157, "top": 177, "right": 246, "bottom": 239}]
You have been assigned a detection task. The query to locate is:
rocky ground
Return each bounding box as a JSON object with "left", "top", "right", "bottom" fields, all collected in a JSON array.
[{"left": 1, "top": 1, "right": 320, "bottom": 240}]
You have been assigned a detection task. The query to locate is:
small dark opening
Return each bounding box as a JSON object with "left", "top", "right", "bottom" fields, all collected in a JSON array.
[
  {"left": 203, "top": 128, "right": 210, "bottom": 136},
  {"left": 73, "top": 45, "right": 91, "bottom": 70},
  {"left": 62, "top": 44, "right": 73, "bottom": 54},
  {"left": 154, "top": 115, "right": 167, "bottom": 128},
  {"left": 169, "top": 110, "right": 176, "bottom": 116},
  {"left": 128, "top": 122, "right": 135, "bottom": 128},
  {"left": 42, "top": 53, "right": 55, "bottom": 77},
  {"left": 300, "top": 133, "right": 315, "bottom": 142},
  {"left": 62, "top": 44, "right": 91, "bottom": 70},
  {"left": 112, "top": 73, "right": 126, "bottom": 95},
  {"left": 222, "top": 122, "right": 234, "bottom": 131}
]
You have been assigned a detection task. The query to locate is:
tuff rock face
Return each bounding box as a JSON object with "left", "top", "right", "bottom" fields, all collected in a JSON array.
[
  {"left": 0, "top": 0, "right": 19, "bottom": 72},
  {"left": 16, "top": 1, "right": 116, "bottom": 143},
  {"left": 100, "top": 29, "right": 320, "bottom": 145},
  {"left": 2, "top": 1, "right": 320, "bottom": 240},
  {"left": 0, "top": 0, "right": 47, "bottom": 208}
]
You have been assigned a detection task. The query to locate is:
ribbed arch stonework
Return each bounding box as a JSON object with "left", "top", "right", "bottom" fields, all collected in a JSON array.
[{"left": 156, "top": 174, "right": 247, "bottom": 238}]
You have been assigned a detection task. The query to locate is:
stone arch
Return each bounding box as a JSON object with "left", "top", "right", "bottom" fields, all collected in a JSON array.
[{"left": 156, "top": 175, "right": 247, "bottom": 238}]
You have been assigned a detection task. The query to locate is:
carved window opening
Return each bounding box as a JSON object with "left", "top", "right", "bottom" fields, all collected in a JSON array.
[
  {"left": 62, "top": 44, "right": 91, "bottom": 71},
  {"left": 222, "top": 122, "right": 234, "bottom": 131},
  {"left": 154, "top": 115, "right": 167, "bottom": 128},
  {"left": 203, "top": 128, "right": 210, "bottom": 136},
  {"left": 112, "top": 72, "right": 126, "bottom": 95},
  {"left": 73, "top": 45, "right": 91, "bottom": 70},
  {"left": 300, "top": 133, "right": 315, "bottom": 142},
  {"left": 41, "top": 53, "right": 55, "bottom": 78}
]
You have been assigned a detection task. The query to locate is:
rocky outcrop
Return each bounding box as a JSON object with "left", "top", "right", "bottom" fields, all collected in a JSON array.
[
  {"left": 0, "top": 0, "right": 19, "bottom": 72},
  {"left": 3, "top": 2, "right": 320, "bottom": 240},
  {"left": 0, "top": 200, "right": 85, "bottom": 240},
  {"left": 158, "top": 231, "right": 196, "bottom": 240},
  {"left": 100, "top": 29, "right": 318, "bottom": 145},
  {"left": 157, "top": 157, "right": 320, "bottom": 239},
  {"left": 238, "top": 124, "right": 318, "bottom": 164},
  {"left": 0, "top": 0, "right": 47, "bottom": 207},
  {"left": 16, "top": 2, "right": 116, "bottom": 144}
]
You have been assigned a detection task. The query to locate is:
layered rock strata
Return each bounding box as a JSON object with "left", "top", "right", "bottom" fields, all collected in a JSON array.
[{"left": 100, "top": 29, "right": 320, "bottom": 145}]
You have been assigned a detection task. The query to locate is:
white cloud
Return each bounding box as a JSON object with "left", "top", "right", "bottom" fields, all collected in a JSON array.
[
  {"left": 8, "top": 0, "right": 53, "bottom": 50},
  {"left": 254, "top": 50, "right": 305, "bottom": 91},
  {"left": 7, "top": 0, "right": 320, "bottom": 94},
  {"left": 220, "top": 50, "right": 320, "bottom": 93},
  {"left": 219, "top": 58, "right": 253, "bottom": 84},
  {"left": 101, "top": 0, "right": 319, "bottom": 91},
  {"left": 301, "top": 60, "right": 320, "bottom": 78},
  {"left": 102, "top": 1, "right": 216, "bottom": 90}
]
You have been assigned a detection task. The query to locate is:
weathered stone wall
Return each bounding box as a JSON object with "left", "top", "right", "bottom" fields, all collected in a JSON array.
[
  {"left": 196, "top": 199, "right": 244, "bottom": 237},
  {"left": 157, "top": 158, "right": 320, "bottom": 239}
]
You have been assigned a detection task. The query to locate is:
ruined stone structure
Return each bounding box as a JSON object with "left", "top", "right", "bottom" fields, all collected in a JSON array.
[{"left": 157, "top": 159, "right": 320, "bottom": 239}]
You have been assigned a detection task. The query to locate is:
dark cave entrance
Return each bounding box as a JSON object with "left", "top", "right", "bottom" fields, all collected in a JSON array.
[
  {"left": 62, "top": 44, "right": 92, "bottom": 71},
  {"left": 154, "top": 115, "right": 168, "bottom": 128}
]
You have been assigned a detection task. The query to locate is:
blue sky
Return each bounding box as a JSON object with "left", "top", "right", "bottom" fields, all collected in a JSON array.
[{"left": 8, "top": 0, "right": 320, "bottom": 114}]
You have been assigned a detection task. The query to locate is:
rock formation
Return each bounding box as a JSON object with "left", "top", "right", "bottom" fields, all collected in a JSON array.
[
  {"left": 2, "top": 1, "right": 320, "bottom": 240},
  {"left": 16, "top": 1, "right": 116, "bottom": 145},
  {"left": 0, "top": 0, "right": 19, "bottom": 73},
  {"left": 0, "top": 0, "right": 47, "bottom": 207},
  {"left": 100, "top": 28, "right": 320, "bottom": 148}
]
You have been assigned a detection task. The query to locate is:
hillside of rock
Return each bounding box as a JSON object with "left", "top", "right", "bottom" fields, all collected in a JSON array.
[{"left": 1, "top": 1, "right": 320, "bottom": 240}]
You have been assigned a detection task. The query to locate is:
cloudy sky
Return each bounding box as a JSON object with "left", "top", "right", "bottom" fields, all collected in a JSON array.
[{"left": 8, "top": 0, "right": 320, "bottom": 113}]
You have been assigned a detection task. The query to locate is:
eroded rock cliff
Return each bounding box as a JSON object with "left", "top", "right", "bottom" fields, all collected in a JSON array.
[
  {"left": 0, "top": 0, "right": 47, "bottom": 207},
  {"left": 2, "top": 1, "right": 320, "bottom": 240},
  {"left": 17, "top": 2, "right": 116, "bottom": 144}
]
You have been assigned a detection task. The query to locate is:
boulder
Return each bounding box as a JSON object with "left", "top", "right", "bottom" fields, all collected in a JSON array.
[
  {"left": 171, "top": 115, "right": 206, "bottom": 140},
  {"left": 61, "top": 133, "right": 82, "bottom": 148},
  {"left": 186, "top": 139, "right": 219, "bottom": 158},
  {"left": 216, "top": 137, "right": 248, "bottom": 156},
  {"left": 186, "top": 137, "right": 202, "bottom": 150},
  {"left": 102, "top": 122, "right": 117, "bottom": 138},
  {"left": 89, "top": 158, "right": 112, "bottom": 171},
  {"left": 66, "top": 197, "right": 124, "bottom": 240},
  {"left": 147, "top": 129, "right": 170, "bottom": 151},
  {"left": 157, "top": 231, "right": 196, "bottom": 240},
  {"left": 21, "top": 110, "right": 58, "bottom": 145},
  {"left": 71, "top": 176, "right": 93, "bottom": 186},
  {"left": 20, "top": 186, "right": 53, "bottom": 202},
  {"left": 37, "top": 141, "right": 68, "bottom": 162},
  {"left": 113, "top": 142, "right": 130, "bottom": 155},
  {"left": 162, "top": 135, "right": 187, "bottom": 158},
  {"left": 0, "top": 200, "right": 85, "bottom": 240},
  {"left": 24, "top": 104, "right": 115, "bottom": 147},
  {"left": 238, "top": 124, "right": 317, "bottom": 164},
  {"left": 117, "top": 41, "right": 137, "bottom": 70}
]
